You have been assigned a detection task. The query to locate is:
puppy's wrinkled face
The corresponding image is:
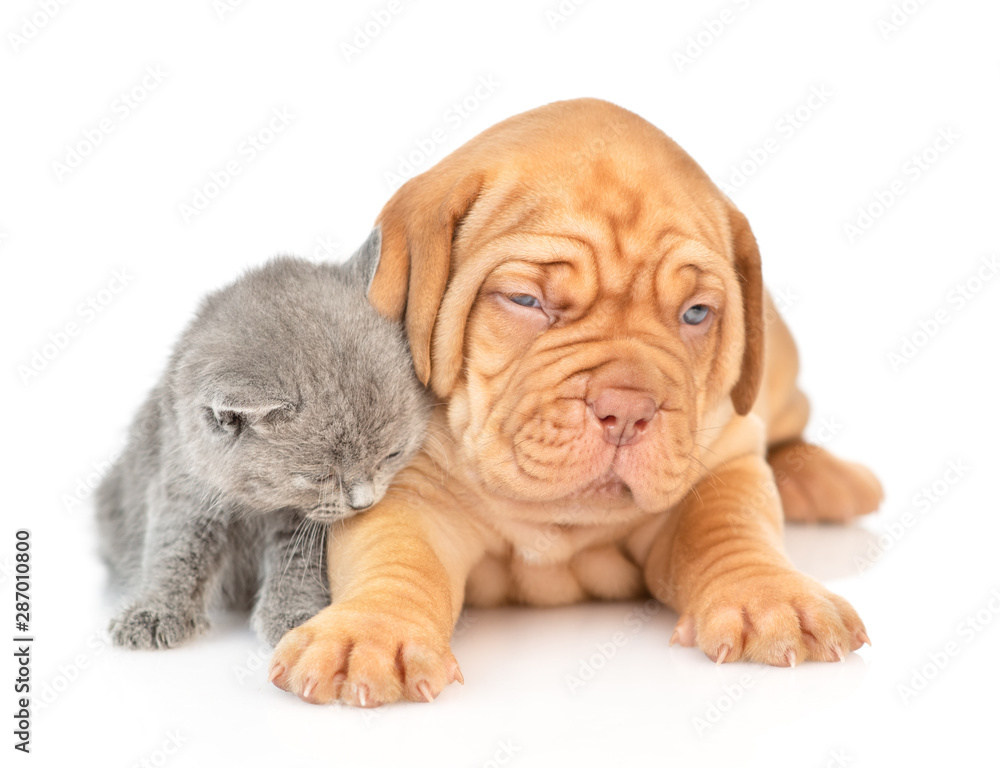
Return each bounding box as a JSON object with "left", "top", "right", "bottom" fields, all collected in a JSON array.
[
  {"left": 373, "top": 99, "right": 761, "bottom": 522},
  {"left": 445, "top": 162, "right": 746, "bottom": 516}
]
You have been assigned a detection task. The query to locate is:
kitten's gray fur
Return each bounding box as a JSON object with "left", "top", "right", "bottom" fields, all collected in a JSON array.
[{"left": 96, "top": 228, "right": 429, "bottom": 649}]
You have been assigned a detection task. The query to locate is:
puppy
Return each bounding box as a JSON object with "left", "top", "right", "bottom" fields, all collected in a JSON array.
[{"left": 270, "top": 98, "right": 883, "bottom": 706}]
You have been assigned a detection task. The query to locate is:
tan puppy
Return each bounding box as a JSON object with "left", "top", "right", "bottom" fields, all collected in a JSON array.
[{"left": 270, "top": 98, "right": 883, "bottom": 707}]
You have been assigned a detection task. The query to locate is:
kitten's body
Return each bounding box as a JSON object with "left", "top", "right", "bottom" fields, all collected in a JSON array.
[{"left": 97, "top": 230, "right": 429, "bottom": 648}]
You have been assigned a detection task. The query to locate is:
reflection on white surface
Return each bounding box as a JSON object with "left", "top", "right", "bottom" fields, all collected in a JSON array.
[{"left": 784, "top": 522, "right": 877, "bottom": 581}]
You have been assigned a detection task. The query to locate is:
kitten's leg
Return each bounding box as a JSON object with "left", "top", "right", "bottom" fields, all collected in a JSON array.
[
  {"left": 251, "top": 510, "right": 329, "bottom": 647},
  {"left": 109, "top": 479, "right": 230, "bottom": 650}
]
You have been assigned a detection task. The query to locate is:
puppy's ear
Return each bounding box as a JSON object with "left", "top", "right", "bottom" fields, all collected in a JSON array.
[
  {"left": 370, "top": 173, "right": 482, "bottom": 387},
  {"left": 727, "top": 206, "right": 765, "bottom": 416}
]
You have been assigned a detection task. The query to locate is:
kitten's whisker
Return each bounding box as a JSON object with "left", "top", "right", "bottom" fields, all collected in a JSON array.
[
  {"left": 304, "top": 521, "right": 327, "bottom": 591},
  {"left": 280, "top": 516, "right": 312, "bottom": 584}
]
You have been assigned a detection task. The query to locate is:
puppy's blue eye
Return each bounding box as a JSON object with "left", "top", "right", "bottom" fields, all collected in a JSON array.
[
  {"left": 682, "top": 304, "right": 709, "bottom": 325},
  {"left": 508, "top": 294, "right": 541, "bottom": 309}
]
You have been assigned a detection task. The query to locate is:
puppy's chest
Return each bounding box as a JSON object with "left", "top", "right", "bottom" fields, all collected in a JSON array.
[{"left": 464, "top": 518, "right": 651, "bottom": 607}]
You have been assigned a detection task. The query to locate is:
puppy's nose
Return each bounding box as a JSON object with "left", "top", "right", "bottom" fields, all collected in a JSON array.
[
  {"left": 589, "top": 389, "right": 657, "bottom": 446},
  {"left": 347, "top": 481, "right": 376, "bottom": 511}
]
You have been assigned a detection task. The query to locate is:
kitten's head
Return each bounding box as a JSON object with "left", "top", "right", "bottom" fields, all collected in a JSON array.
[{"left": 173, "top": 229, "right": 430, "bottom": 523}]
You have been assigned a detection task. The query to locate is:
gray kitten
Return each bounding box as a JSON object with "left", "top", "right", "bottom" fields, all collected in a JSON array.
[{"left": 96, "top": 228, "right": 429, "bottom": 649}]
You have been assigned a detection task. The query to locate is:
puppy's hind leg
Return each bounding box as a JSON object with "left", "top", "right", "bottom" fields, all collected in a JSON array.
[
  {"left": 759, "top": 298, "right": 883, "bottom": 523},
  {"left": 763, "top": 384, "right": 882, "bottom": 523},
  {"left": 768, "top": 440, "right": 883, "bottom": 523}
]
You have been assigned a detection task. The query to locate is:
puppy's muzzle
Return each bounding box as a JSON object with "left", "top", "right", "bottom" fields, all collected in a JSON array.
[{"left": 587, "top": 388, "right": 657, "bottom": 446}]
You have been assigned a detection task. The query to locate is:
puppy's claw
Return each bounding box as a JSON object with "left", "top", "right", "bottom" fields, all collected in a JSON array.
[
  {"left": 416, "top": 680, "right": 434, "bottom": 703},
  {"left": 356, "top": 684, "right": 369, "bottom": 708},
  {"left": 715, "top": 644, "right": 730, "bottom": 665},
  {"left": 301, "top": 678, "right": 315, "bottom": 701},
  {"left": 268, "top": 663, "right": 285, "bottom": 685},
  {"left": 671, "top": 615, "right": 696, "bottom": 647},
  {"left": 786, "top": 650, "right": 797, "bottom": 669},
  {"left": 331, "top": 671, "right": 346, "bottom": 696},
  {"left": 857, "top": 629, "right": 872, "bottom": 648},
  {"left": 453, "top": 665, "right": 465, "bottom": 686}
]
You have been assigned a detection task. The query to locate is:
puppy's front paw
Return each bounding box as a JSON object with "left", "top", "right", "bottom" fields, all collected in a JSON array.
[
  {"left": 269, "top": 603, "right": 462, "bottom": 707},
  {"left": 673, "top": 572, "right": 869, "bottom": 666},
  {"left": 109, "top": 600, "right": 209, "bottom": 650}
]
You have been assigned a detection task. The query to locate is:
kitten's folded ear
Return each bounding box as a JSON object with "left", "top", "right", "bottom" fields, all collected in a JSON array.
[
  {"left": 208, "top": 396, "right": 294, "bottom": 437},
  {"left": 346, "top": 227, "right": 383, "bottom": 293}
]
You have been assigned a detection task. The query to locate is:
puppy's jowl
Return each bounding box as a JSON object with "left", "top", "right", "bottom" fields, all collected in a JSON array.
[
  {"left": 97, "top": 229, "right": 429, "bottom": 649},
  {"left": 271, "top": 98, "right": 883, "bottom": 706}
]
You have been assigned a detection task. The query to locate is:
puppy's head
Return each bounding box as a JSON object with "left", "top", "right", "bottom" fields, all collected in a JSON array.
[{"left": 372, "top": 98, "right": 763, "bottom": 515}]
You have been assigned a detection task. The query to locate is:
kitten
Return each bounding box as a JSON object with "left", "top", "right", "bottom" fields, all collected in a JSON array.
[{"left": 96, "top": 228, "right": 429, "bottom": 648}]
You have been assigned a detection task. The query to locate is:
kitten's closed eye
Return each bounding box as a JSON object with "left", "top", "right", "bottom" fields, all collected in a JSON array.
[
  {"left": 206, "top": 407, "right": 245, "bottom": 437},
  {"left": 205, "top": 399, "right": 294, "bottom": 438},
  {"left": 379, "top": 449, "right": 407, "bottom": 468}
]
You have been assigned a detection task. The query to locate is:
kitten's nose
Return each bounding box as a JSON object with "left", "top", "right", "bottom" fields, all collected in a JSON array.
[{"left": 347, "top": 481, "right": 376, "bottom": 511}]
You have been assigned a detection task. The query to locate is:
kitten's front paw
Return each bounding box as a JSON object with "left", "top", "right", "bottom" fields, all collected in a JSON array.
[
  {"left": 673, "top": 571, "right": 870, "bottom": 666},
  {"left": 109, "top": 600, "right": 209, "bottom": 650},
  {"left": 269, "top": 602, "right": 462, "bottom": 707},
  {"left": 253, "top": 604, "right": 323, "bottom": 648}
]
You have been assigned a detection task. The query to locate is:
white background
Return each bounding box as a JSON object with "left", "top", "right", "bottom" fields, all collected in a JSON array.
[{"left": 3, "top": 0, "right": 999, "bottom": 766}]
